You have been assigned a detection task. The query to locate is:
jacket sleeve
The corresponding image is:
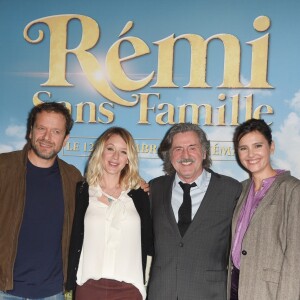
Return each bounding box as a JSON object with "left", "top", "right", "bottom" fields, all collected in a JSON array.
[
  {"left": 276, "top": 182, "right": 300, "bottom": 299},
  {"left": 65, "top": 181, "right": 89, "bottom": 291},
  {"left": 130, "top": 188, "right": 154, "bottom": 283}
]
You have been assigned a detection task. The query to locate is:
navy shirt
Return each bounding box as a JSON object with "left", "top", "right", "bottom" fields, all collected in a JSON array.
[{"left": 10, "top": 159, "right": 64, "bottom": 298}]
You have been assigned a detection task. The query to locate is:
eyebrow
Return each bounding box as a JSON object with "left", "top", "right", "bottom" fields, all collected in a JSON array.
[
  {"left": 173, "top": 143, "right": 199, "bottom": 148},
  {"left": 238, "top": 141, "right": 263, "bottom": 147},
  {"left": 106, "top": 143, "right": 127, "bottom": 150}
]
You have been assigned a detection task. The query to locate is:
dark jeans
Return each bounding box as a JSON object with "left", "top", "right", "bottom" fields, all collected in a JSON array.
[{"left": 0, "top": 291, "right": 64, "bottom": 300}]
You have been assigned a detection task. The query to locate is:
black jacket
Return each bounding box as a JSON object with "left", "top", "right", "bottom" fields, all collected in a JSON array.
[{"left": 66, "top": 181, "right": 154, "bottom": 291}]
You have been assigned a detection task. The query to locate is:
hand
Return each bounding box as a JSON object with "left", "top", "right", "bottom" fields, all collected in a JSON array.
[{"left": 140, "top": 179, "right": 149, "bottom": 193}]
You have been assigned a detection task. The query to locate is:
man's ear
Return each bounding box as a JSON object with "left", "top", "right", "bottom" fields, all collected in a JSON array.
[
  {"left": 28, "top": 126, "right": 33, "bottom": 140},
  {"left": 63, "top": 134, "right": 70, "bottom": 147}
]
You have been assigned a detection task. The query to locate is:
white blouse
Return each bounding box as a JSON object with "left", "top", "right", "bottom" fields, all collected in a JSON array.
[{"left": 76, "top": 185, "right": 145, "bottom": 299}]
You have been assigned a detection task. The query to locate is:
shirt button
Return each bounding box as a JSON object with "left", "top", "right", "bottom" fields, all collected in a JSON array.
[
  {"left": 242, "top": 250, "right": 247, "bottom": 255},
  {"left": 179, "top": 242, "right": 184, "bottom": 247}
]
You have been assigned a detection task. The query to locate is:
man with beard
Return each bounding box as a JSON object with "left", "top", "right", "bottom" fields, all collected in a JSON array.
[
  {"left": 147, "top": 123, "right": 241, "bottom": 300},
  {"left": 0, "top": 102, "right": 83, "bottom": 300}
]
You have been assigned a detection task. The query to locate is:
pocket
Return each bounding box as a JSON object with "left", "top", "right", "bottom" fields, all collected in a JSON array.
[{"left": 263, "top": 268, "right": 280, "bottom": 284}]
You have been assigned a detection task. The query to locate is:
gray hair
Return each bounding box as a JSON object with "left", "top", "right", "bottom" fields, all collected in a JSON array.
[{"left": 158, "top": 123, "right": 212, "bottom": 175}]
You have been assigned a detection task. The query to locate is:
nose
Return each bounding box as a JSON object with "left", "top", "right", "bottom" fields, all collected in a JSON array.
[
  {"left": 247, "top": 148, "right": 255, "bottom": 157},
  {"left": 43, "top": 129, "right": 52, "bottom": 140},
  {"left": 112, "top": 150, "right": 119, "bottom": 159},
  {"left": 181, "top": 147, "right": 189, "bottom": 158}
]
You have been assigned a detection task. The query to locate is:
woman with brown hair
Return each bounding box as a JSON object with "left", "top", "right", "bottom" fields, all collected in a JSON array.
[{"left": 228, "top": 119, "right": 300, "bottom": 300}]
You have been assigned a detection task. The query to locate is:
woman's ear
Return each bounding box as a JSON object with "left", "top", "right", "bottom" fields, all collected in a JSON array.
[{"left": 270, "top": 141, "right": 275, "bottom": 154}]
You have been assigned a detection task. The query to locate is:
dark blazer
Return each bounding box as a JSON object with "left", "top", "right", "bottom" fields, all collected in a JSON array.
[
  {"left": 66, "top": 181, "right": 153, "bottom": 291},
  {"left": 147, "top": 169, "right": 242, "bottom": 300}
]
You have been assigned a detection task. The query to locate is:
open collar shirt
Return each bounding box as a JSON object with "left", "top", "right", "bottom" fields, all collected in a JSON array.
[
  {"left": 232, "top": 169, "right": 285, "bottom": 269},
  {"left": 172, "top": 169, "right": 211, "bottom": 222}
]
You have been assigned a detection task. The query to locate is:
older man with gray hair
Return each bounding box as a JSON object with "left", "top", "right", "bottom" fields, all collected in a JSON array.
[{"left": 147, "top": 123, "right": 241, "bottom": 300}]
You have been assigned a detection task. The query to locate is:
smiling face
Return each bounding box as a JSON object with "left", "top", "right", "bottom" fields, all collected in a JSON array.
[
  {"left": 170, "top": 131, "right": 206, "bottom": 183},
  {"left": 102, "top": 134, "right": 129, "bottom": 177},
  {"left": 237, "top": 130, "right": 275, "bottom": 178},
  {"left": 28, "top": 111, "right": 69, "bottom": 167}
]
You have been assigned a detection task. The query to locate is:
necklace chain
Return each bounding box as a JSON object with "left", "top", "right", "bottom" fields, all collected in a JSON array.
[{"left": 101, "top": 185, "right": 121, "bottom": 202}]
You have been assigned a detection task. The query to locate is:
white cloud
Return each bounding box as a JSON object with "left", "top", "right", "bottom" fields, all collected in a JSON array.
[
  {"left": 140, "top": 159, "right": 164, "bottom": 181},
  {"left": 0, "top": 140, "right": 26, "bottom": 154},
  {"left": 273, "top": 112, "right": 300, "bottom": 178},
  {"left": 0, "top": 125, "right": 27, "bottom": 154},
  {"left": 272, "top": 157, "right": 291, "bottom": 171},
  {"left": 0, "top": 144, "right": 14, "bottom": 153},
  {"left": 212, "top": 160, "right": 248, "bottom": 181},
  {"left": 208, "top": 126, "right": 235, "bottom": 141},
  {"left": 13, "top": 140, "right": 26, "bottom": 150},
  {"left": 5, "top": 125, "right": 26, "bottom": 138},
  {"left": 289, "top": 90, "right": 300, "bottom": 111}
]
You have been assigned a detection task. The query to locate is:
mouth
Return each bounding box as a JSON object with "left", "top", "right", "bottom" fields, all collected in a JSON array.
[
  {"left": 247, "top": 159, "right": 259, "bottom": 165},
  {"left": 39, "top": 140, "right": 53, "bottom": 149},
  {"left": 181, "top": 161, "right": 193, "bottom": 166}
]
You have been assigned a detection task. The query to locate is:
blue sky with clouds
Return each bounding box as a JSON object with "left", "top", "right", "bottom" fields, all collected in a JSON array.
[{"left": 1, "top": 0, "right": 300, "bottom": 181}]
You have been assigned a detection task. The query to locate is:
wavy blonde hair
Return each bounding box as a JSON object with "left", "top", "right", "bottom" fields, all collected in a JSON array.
[{"left": 86, "top": 127, "right": 141, "bottom": 190}]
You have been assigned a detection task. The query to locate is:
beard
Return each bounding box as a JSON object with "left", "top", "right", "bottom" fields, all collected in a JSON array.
[{"left": 30, "top": 139, "right": 59, "bottom": 160}]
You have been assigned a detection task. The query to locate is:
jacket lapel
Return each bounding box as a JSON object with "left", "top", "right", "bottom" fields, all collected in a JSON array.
[
  {"left": 246, "top": 173, "right": 287, "bottom": 226},
  {"left": 232, "top": 179, "right": 251, "bottom": 232},
  {"left": 232, "top": 172, "right": 289, "bottom": 232},
  {"left": 183, "top": 170, "right": 217, "bottom": 238}
]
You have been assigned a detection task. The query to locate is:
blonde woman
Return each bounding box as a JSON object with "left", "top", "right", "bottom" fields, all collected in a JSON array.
[{"left": 66, "top": 127, "right": 153, "bottom": 300}]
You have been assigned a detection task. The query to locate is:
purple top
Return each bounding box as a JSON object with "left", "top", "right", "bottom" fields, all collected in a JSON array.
[{"left": 231, "top": 170, "right": 285, "bottom": 269}]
